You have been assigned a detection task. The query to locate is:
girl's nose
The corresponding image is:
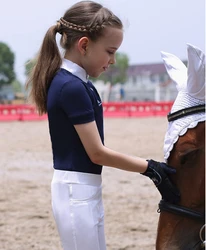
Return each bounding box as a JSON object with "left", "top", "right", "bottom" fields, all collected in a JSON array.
[{"left": 110, "top": 55, "right": 116, "bottom": 65}]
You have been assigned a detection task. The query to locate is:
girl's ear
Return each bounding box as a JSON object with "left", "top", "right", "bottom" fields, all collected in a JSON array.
[{"left": 78, "top": 37, "right": 89, "bottom": 55}]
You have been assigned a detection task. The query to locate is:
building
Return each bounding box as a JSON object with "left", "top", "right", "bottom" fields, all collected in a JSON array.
[
  {"left": 94, "top": 61, "right": 184, "bottom": 102},
  {"left": 123, "top": 62, "right": 177, "bottom": 101}
]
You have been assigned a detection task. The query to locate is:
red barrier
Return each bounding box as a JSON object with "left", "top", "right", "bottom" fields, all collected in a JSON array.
[
  {"left": 0, "top": 105, "right": 47, "bottom": 121},
  {"left": 0, "top": 105, "right": 22, "bottom": 121},
  {"left": 103, "top": 102, "right": 173, "bottom": 117},
  {"left": 0, "top": 102, "right": 173, "bottom": 121}
]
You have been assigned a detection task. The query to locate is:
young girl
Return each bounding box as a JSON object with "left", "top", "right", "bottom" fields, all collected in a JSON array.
[{"left": 27, "top": 1, "right": 180, "bottom": 249}]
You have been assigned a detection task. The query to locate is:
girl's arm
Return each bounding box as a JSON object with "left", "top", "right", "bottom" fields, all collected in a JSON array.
[
  {"left": 74, "top": 121, "right": 180, "bottom": 204},
  {"left": 74, "top": 121, "right": 148, "bottom": 173}
]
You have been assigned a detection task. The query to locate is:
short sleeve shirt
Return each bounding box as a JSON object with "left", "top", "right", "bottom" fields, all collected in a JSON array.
[{"left": 47, "top": 59, "right": 104, "bottom": 174}]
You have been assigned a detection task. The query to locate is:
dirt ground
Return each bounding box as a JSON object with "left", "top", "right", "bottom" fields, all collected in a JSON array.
[{"left": 0, "top": 117, "right": 168, "bottom": 250}]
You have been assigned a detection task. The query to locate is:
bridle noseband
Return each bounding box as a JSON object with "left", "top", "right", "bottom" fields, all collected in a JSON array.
[
  {"left": 159, "top": 104, "right": 206, "bottom": 248},
  {"left": 158, "top": 200, "right": 205, "bottom": 249},
  {"left": 158, "top": 200, "right": 205, "bottom": 223}
]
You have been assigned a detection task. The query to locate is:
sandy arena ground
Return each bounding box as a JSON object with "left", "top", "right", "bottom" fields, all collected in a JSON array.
[{"left": 0, "top": 117, "right": 168, "bottom": 250}]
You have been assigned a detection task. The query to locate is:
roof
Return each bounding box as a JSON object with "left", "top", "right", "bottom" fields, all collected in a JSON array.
[
  {"left": 127, "top": 63, "right": 167, "bottom": 76},
  {"left": 127, "top": 60, "right": 188, "bottom": 76}
]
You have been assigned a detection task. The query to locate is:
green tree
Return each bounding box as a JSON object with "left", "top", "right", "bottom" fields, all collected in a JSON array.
[
  {"left": 12, "top": 79, "right": 22, "bottom": 92},
  {"left": 25, "top": 57, "right": 36, "bottom": 78},
  {"left": 91, "top": 52, "right": 129, "bottom": 85},
  {"left": 0, "top": 42, "right": 16, "bottom": 88}
]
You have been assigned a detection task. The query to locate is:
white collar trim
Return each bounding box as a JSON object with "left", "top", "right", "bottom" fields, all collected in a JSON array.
[{"left": 61, "top": 58, "right": 88, "bottom": 82}]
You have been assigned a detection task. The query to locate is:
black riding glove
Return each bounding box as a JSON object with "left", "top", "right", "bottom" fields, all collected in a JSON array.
[{"left": 141, "top": 159, "right": 180, "bottom": 204}]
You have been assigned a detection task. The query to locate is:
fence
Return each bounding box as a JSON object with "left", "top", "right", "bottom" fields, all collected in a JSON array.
[
  {"left": 103, "top": 101, "right": 173, "bottom": 117},
  {"left": 0, "top": 105, "right": 47, "bottom": 121},
  {"left": 0, "top": 102, "right": 173, "bottom": 121}
]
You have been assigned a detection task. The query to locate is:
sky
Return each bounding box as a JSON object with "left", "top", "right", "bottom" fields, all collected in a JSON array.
[{"left": 0, "top": 0, "right": 205, "bottom": 83}]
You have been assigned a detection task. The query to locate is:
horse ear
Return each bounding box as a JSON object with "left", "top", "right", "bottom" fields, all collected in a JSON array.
[
  {"left": 187, "top": 43, "right": 205, "bottom": 101},
  {"left": 160, "top": 51, "right": 187, "bottom": 91}
]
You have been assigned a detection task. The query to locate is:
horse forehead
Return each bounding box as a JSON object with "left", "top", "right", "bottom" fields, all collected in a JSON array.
[
  {"left": 181, "top": 121, "right": 205, "bottom": 139},
  {"left": 175, "top": 122, "right": 205, "bottom": 150},
  {"left": 164, "top": 117, "right": 205, "bottom": 161}
]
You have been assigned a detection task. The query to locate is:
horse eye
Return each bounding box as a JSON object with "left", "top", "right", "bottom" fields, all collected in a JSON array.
[
  {"left": 180, "top": 155, "right": 187, "bottom": 165},
  {"left": 180, "top": 150, "right": 198, "bottom": 165}
]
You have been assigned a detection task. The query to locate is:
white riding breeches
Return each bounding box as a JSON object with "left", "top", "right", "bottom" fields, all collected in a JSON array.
[{"left": 51, "top": 170, "right": 106, "bottom": 250}]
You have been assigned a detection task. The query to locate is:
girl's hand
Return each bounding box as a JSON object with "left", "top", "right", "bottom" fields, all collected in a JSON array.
[{"left": 141, "top": 159, "right": 180, "bottom": 204}]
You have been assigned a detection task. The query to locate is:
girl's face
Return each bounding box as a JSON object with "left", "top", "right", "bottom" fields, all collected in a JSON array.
[{"left": 81, "top": 27, "right": 123, "bottom": 78}]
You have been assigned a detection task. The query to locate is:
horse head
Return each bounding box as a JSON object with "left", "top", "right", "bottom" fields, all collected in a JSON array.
[{"left": 156, "top": 44, "right": 205, "bottom": 250}]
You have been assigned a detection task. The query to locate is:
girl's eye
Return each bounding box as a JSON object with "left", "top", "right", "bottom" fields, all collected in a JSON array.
[{"left": 107, "top": 51, "right": 115, "bottom": 55}]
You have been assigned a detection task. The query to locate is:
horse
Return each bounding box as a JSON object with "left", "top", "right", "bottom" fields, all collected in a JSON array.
[{"left": 156, "top": 44, "right": 205, "bottom": 250}]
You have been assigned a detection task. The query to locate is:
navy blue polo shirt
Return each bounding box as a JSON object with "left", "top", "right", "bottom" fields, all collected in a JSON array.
[{"left": 47, "top": 59, "right": 104, "bottom": 175}]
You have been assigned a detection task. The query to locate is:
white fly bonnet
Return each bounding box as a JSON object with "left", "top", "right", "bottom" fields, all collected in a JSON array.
[{"left": 161, "top": 44, "right": 205, "bottom": 161}]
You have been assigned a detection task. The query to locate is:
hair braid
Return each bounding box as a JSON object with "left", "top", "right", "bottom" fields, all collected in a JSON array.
[
  {"left": 59, "top": 18, "right": 88, "bottom": 32},
  {"left": 57, "top": 17, "right": 107, "bottom": 34}
]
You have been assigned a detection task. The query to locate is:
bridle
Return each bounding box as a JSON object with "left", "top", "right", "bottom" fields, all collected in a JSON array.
[
  {"left": 158, "top": 200, "right": 205, "bottom": 223},
  {"left": 158, "top": 200, "right": 205, "bottom": 249},
  {"left": 158, "top": 104, "right": 206, "bottom": 249},
  {"left": 167, "top": 104, "right": 205, "bottom": 122}
]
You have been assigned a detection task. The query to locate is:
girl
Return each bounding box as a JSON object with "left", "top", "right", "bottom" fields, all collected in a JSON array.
[{"left": 27, "top": 1, "right": 180, "bottom": 250}]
